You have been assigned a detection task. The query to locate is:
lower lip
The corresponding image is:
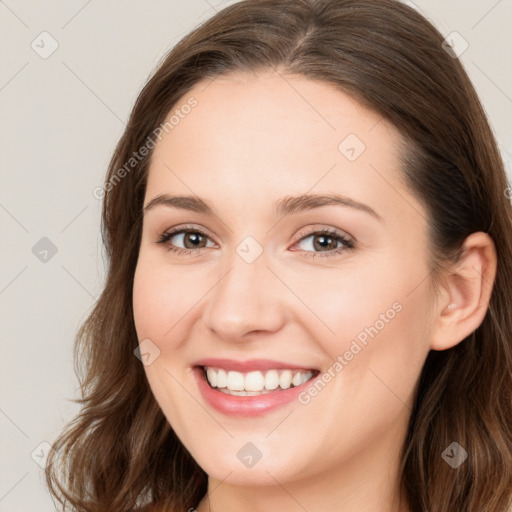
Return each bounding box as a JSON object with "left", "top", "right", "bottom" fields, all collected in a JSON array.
[{"left": 193, "top": 367, "right": 317, "bottom": 417}]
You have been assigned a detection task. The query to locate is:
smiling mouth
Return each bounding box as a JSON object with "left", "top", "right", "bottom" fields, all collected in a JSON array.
[{"left": 199, "top": 366, "right": 320, "bottom": 396}]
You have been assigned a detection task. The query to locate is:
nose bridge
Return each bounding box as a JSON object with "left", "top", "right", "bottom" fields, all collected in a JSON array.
[{"left": 201, "top": 244, "right": 284, "bottom": 340}]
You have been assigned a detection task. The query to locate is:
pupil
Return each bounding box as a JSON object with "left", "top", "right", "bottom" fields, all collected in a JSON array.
[
  {"left": 186, "top": 233, "right": 203, "bottom": 248},
  {"left": 314, "top": 235, "right": 336, "bottom": 251}
]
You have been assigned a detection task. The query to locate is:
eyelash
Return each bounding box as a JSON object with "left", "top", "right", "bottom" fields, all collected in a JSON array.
[{"left": 155, "top": 225, "right": 355, "bottom": 258}]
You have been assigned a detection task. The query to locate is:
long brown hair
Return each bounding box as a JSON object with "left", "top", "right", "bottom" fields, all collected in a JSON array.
[{"left": 45, "top": 1, "right": 512, "bottom": 511}]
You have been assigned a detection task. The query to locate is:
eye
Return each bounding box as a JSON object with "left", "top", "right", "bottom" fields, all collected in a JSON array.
[
  {"left": 154, "top": 225, "right": 355, "bottom": 258},
  {"left": 293, "top": 228, "right": 355, "bottom": 258},
  {"left": 155, "top": 225, "right": 216, "bottom": 255}
]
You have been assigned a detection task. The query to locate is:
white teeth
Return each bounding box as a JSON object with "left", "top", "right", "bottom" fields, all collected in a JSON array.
[
  {"left": 206, "top": 368, "right": 217, "bottom": 387},
  {"left": 292, "top": 372, "right": 303, "bottom": 387},
  {"left": 245, "top": 371, "right": 265, "bottom": 391},
  {"left": 216, "top": 368, "right": 227, "bottom": 388},
  {"left": 218, "top": 389, "right": 271, "bottom": 396},
  {"left": 279, "top": 369, "right": 292, "bottom": 389},
  {"left": 204, "top": 367, "right": 314, "bottom": 392},
  {"left": 264, "top": 369, "right": 279, "bottom": 390},
  {"left": 226, "top": 371, "right": 245, "bottom": 391}
]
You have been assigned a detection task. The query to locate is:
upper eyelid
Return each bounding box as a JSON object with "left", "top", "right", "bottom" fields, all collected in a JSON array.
[
  {"left": 162, "top": 225, "right": 217, "bottom": 243},
  {"left": 295, "top": 225, "right": 353, "bottom": 243}
]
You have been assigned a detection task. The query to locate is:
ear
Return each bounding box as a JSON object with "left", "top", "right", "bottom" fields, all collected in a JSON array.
[{"left": 430, "top": 231, "right": 497, "bottom": 351}]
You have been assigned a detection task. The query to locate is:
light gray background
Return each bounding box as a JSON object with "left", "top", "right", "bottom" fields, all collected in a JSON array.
[{"left": 1, "top": 1, "right": 511, "bottom": 510}]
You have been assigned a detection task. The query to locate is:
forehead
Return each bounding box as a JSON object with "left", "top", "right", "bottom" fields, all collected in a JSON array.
[{"left": 145, "top": 70, "right": 421, "bottom": 225}]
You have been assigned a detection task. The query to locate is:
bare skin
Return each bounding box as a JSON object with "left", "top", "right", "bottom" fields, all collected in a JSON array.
[{"left": 132, "top": 69, "right": 496, "bottom": 512}]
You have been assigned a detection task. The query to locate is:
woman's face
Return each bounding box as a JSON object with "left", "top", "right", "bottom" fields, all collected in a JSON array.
[{"left": 133, "top": 70, "right": 436, "bottom": 491}]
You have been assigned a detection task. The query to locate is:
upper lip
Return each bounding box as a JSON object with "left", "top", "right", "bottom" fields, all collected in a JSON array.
[{"left": 193, "top": 358, "right": 319, "bottom": 373}]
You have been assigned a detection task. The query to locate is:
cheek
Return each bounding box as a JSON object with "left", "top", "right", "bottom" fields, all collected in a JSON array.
[
  {"left": 132, "top": 263, "right": 165, "bottom": 342},
  {"left": 282, "top": 260, "right": 411, "bottom": 346},
  {"left": 132, "top": 256, "right": 199, "bottom": 345},
  {"left": 294, "top": 257, "right": 432, "bottom": 399},
  {"left": 132, "top": 258, "right": 196, "bottom": 425}
]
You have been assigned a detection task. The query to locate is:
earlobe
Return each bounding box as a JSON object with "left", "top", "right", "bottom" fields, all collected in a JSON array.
[{"left": 429, "top": 232, "right": 497, "bottom": 351}]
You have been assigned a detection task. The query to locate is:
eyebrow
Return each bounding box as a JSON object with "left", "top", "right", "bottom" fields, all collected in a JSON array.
[{"left": 143, "top": 193, "right": 382, "bottom": 221}]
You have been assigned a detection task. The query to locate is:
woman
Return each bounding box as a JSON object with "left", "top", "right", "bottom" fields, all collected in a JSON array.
[{"left": 45, "top": 1, "right": 512, "bottom": 511}]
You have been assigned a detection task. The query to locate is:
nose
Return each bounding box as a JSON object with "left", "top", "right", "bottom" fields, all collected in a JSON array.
[{"left": 201, "top": 248, "right": 287, "bottom": 343}]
